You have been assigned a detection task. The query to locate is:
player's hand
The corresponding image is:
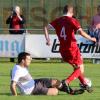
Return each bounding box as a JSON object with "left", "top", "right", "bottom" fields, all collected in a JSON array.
[
  {"left": 46, "top": 40, "right": 51, "bottom": 46},
  {"left": 91, "top": 37, "right": 96, "bottom": 42}
]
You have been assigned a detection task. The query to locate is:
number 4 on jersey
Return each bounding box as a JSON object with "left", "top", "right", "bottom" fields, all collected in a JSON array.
[{"left": 60, "top": 27, "right": 67, "bottom": 40}]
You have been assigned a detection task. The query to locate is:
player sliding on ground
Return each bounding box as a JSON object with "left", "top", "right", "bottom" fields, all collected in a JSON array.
[
  {"left": 10, "top": 52, "right": 85, "bottom": 96},
  {"left": 44, "top": 5, "right": 96, "bottom": 93}
]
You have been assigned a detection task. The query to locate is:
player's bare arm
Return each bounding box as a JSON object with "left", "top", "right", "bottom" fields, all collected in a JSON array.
[
  {"left": 44, "top": 24, "right": 55, "bottom": 46},
  {"left": 44, "top": 26, "right": 50, "bottom": 46},
  {"left": 78, "top": 28, "right": 96, "bottom": 42},
  {"left": 10, "top": 81, "right": 17, "bottom": 96}
]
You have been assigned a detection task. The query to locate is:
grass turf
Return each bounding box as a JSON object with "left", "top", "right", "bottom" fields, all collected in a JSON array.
[{"left": 0, "top": 62, "right": 100, "bottom": 100}]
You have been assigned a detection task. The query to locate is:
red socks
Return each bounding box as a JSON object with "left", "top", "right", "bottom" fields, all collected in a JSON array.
[
  {"left": 78, "top": 74, "right": 86, "bottom": 85},
  {"left": 66, "top": 68, "right": 86, "bottom": 85}
]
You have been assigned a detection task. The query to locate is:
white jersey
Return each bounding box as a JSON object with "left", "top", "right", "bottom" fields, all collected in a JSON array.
[{"left": 11, "top": 64, "right": 35, "bottom": 95}]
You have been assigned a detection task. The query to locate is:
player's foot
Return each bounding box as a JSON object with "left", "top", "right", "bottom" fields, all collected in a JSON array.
[
  {"left": 71, "top": 89, "right": 85, "bottom": 95},
  {"left": 59, "top": 80, "right": 72, "bottom": 94},
  {"left": 59, "top": 80, "right": 85, "bottom": 95},
  {"left": 79, "top": 84, "right": 93, "bottom": 93}
]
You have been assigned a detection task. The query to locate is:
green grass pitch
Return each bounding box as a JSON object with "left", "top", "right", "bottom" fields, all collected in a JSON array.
[{"left": 0, "top": 62, "right": 100, "bottom": 100}]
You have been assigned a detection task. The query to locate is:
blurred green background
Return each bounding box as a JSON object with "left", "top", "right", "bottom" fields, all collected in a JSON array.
[{"left": 0, "top": 0, "right": 100, "bottom": 33}]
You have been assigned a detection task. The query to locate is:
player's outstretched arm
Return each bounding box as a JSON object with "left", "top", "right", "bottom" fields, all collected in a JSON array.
[
  {"left": 78, "top": 28, "right": 96, "bottom": 42},
  {"left": 44, "top": 26, "right": 51, "bottom": 46}
]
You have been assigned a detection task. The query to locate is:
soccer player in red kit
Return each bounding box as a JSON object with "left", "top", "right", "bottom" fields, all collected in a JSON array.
[{"left": 44, "top": 5, "right": 96, "bottom": 93}]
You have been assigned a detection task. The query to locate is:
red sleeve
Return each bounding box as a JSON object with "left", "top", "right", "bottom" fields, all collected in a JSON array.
[
  {"left": 50, "top": 19, "right": 57, "bottom": 29},
  {"left": 72, "top": 18, "right": 81, "bottom": 31}
]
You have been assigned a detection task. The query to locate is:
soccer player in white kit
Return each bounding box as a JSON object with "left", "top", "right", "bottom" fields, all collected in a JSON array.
[{"left": 10, "top": 52, "right": 58, "bottom": 96}]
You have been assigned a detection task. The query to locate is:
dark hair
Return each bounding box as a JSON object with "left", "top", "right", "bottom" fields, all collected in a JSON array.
[
  {"left": 18, "top": 52, "right": 30, "bottom": 63},
  {"left": 63, "top": 5, "right": 73, "bottom": 14}
]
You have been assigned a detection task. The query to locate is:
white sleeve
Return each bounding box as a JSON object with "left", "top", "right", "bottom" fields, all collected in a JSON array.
[
  {"left": 48, "top": 24, "right": 55, "bottom": 30},
  {"left": 11, "top": 70, "right": 20, "bottom": 82}
]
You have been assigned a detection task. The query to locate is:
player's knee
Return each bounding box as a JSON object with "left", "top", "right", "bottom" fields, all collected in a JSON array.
[
  {"left": 51, "top": 79, "right": 61, "bottom": 88},
  {"left": 47, "top": 88, "right": 58, "bottom": 95},
  {"left": 54, "top": 88, "right": 58, "bottom": 95},
  {"left": 80, "top": 64, "right": 84, "bottom": 73},
  {"left": 74, "top": 64, "right": 84, "bottom": 74},
  {"left": 73, "top": 66, "right": 79, "bottom": 70}
]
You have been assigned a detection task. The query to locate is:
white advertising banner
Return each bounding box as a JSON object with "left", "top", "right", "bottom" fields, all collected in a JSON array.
[
  {"left": 76, "top": 35, "right": 100, "bottom": 58},
  {"left": 25, "top": 34, "right": 100, "bottom": 58},
  {"left": 0, "top": 34, "right": 100, "bottom": 58},
  {"left": 25, "top": 34, "right": 61, "bottom": 58},
  {"left": 0, "top": 35, "right": 25, "bottom": 57}
]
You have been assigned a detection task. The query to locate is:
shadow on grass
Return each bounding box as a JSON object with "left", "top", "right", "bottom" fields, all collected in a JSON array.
[{"left": 0, "top": 93, "right": 11, "bottom": 96}]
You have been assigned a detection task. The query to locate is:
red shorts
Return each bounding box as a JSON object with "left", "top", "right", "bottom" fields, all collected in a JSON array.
[{"left": 60, "top": 47, "right": 83, "bottom": 66}]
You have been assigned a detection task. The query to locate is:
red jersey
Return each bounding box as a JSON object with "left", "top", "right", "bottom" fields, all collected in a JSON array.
[
  {"left": 50, "top": 16, "right": 83, "bottom": 65},
  {"left": 50, "top": 16, "right": 81, "bottom": 51}
]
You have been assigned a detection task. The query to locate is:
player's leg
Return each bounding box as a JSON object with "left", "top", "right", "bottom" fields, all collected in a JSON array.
[
  {"left": 64, "top": 48, "right": 86, "bottom": 85},
  {"left": 60, "top": 48, "right": 85, "bottom": 84},
  {"left": 63, "top": 63, "right": 87, "bottom": 87},
  {"left": 58, "top": 79, "right": 73, "bottom": 93},
  {"left": 79, "top": 64, "right": 84, "bottom": 74},
  {"left": 51, "top": 79, "right": 61, "bottom": 88},
  {"left": 64, "top": 65, "right": 93, "bottom": 93},
  {"left": 34, "top": 78, "right": 61, "bottom": 88},
  {"left": 60, "top": 49, "right": 93, "bottom": 93},
  {"left": 72, "top": 64, "right": 86, "bottom": 85},
  {"left": 65, "top": 66, "right": 81, "bottom": 84},
  {"left": 48, "top": 78, "right": 84, "bottom": 95},
  {"left": 78, "top": 64, "right": 86, "bottom": 84},
  {"left": 43, "top": 78, "right": 85, "bottom": 95},
  {"left": 32, "top": 78, "right": 58, "bottom": 95},
  {"left": 78, "top": 65, "right": 93, "bottom": 93},
  {"left": 58, "top": 79, "right": 85, "bottom": 95},
  {"left": 34, "top": 78, "right": 52, "bottom": 88},
  {"left": 38, "top": 78, "right": 73, "bottom": 95},
  {"left": 47, "top": 88, "right": 58, "bottom": 95},
  {"left": 72, "top": 64, "right": 93, "bottom": 93}
]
